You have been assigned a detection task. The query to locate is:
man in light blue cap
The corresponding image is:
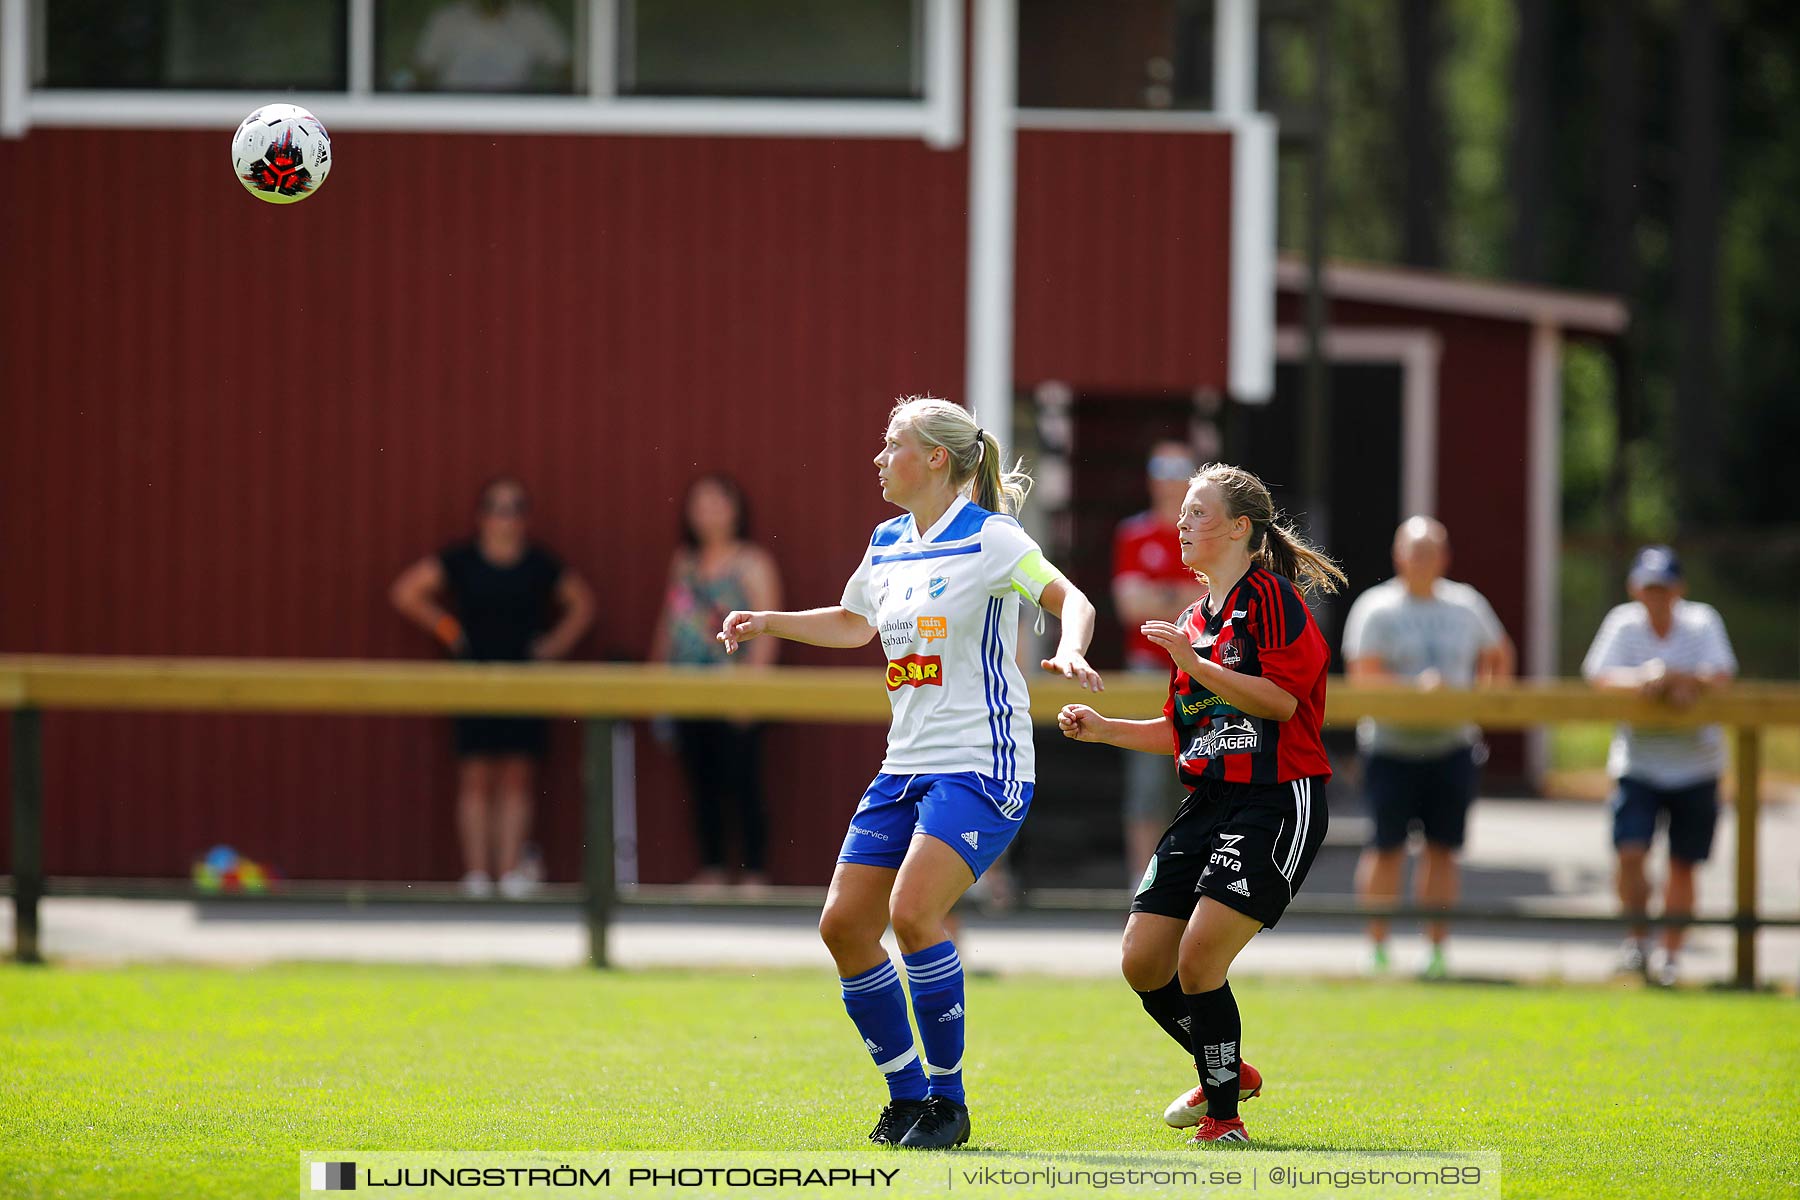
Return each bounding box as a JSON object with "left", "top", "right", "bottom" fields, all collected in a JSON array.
[{"left": 1582, "top": 545, "right": 1737, "bottom": 986}]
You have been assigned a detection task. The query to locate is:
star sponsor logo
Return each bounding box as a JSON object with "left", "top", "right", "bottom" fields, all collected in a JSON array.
[{"left": 885, "top": 654, "right": 944, "bottom": 690}]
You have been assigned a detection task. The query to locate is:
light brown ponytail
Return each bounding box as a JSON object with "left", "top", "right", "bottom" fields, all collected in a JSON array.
[{"left": 1194, "top": 463, "right": 1347, "bottom": 596}]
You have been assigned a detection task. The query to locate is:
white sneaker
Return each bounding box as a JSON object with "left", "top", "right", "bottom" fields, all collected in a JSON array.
[
  {"left": 498, "top": 868, "right": 538, "bottom": 899},
  {"left": 1647, "top": 947, "right": 1679, "bottom": 988},
  {"left": 460, "top": 870, "right": 495, "bottom": 898},
  {"left": 1615, "top": 938, "right": 1648, "bottom": 977}
]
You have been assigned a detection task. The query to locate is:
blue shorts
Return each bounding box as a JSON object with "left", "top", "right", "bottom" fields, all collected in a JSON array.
[
  {"left": 1365, "top": 747, "right": 1480, "bottom": 851},
  {"left": 1611, "top": 777, "right": 1719, "bottom": 863},
  {"left": 838, "top": 772, "right": 1032, "bottom": 880}
]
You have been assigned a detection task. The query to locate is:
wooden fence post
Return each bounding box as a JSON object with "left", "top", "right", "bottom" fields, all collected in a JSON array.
[
  {"left": 10, "top": 708, "right": 44, "bottom": 964},
  {"left": 1733, "top": 725, "right": 1760, "bottom": 989},
  {"left": 582, "top": 719, "right": 616, "bottom": 969}
]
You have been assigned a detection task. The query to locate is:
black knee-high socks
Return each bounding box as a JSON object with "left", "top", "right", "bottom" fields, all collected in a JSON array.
[
  {"left": 1184, "top": 981, "right": 1243, "bottom": 1120},
  {"left": 1134, "top": 975, "right": 1194, "bottom": 1058}
]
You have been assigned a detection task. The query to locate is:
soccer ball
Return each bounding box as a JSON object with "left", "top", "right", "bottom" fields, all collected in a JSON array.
[{"left": 231, "top": 104, "right": 331, "bottom": 204}]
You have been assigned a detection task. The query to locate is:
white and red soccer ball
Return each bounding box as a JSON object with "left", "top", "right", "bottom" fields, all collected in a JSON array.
[{"left": 231, "top": 103, "right": 331, "bottom": 205}]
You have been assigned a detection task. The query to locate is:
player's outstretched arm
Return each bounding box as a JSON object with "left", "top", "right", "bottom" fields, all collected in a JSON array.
[
  {"left": 1037, "top": 578, "right": 1104, "bottom": 692},
  {"left": 1057, "top": 705, "right": 1173, "bottom": 753},
  {"left": 718, "top": 606, "right": 876, "bottom": 654}
]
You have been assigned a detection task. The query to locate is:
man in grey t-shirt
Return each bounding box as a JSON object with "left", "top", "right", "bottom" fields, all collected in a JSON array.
[{"left": 1342, "top": 518, "right": 1514, "bottom": 978}]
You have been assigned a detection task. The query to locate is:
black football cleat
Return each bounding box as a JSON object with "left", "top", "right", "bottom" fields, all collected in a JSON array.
[
  {"left": 868, "top": 1099, "right": 932, "bottom": 1146},
  {"left": 898, "top": 1096, "right": 971, "bottom": 1149}
]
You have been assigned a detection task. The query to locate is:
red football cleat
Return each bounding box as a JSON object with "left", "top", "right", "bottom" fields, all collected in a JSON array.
[
  {"left": 1163, "top": 1061, "right": 1262, "bottom": 1128},
  {"left": 1188, "top": 1116, "right": 1250, "bottom": 1144}
]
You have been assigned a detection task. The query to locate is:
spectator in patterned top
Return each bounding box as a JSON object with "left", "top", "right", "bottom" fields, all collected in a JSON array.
[
  {"left": 1342, "top": 517, "right": 1514, "bottom": 979},
  {"left": 1582, "top": 545, "right": 1737, "bottom": 987},
  {"left": 1112, "top": 440, "right": 1199, "bottom": 886},
  {"left": 651, "top": 474, "right": 783, "bottom": 892}
]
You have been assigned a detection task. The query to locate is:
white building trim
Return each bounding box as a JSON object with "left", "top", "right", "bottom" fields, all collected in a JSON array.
[
  {"left": 7, "top": 0, "right": 965, "bottom": 146},
  {"left": 1275, "top": 257, "right": 1627, "bottom": 334},
  {"left": 1273, "top": 326, "right": 1442, "bottom": 519},
  {"left": 922, "top": 0, "right": 963, "bottom": 150},
  {"left": 1526, "top": 320, "right": 1564, "bottom": 776},
  {"left": 1213, "top": 0, "right": 1257, "bottom": 116},
  {"left": 965, "top": 0, "right": 1017, "bottom": 450},
  {"left": 0, "top": 0, "right": 25, "bottom": 138},
  {"left": 1014, "top": 108, "right": 1241, "bottom": 133},
  {"left": 1229, "top": 114, "right": 1277, "bottom": 402}
]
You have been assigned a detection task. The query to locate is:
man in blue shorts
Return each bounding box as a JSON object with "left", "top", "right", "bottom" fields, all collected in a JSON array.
[{"left": 1582, "top": 545, "right": 1736, "bottom": 987}]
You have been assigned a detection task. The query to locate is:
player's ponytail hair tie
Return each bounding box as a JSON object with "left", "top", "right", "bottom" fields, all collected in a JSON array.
[{"left": 976, "top": 429, "right": 988, "bottom": 458}]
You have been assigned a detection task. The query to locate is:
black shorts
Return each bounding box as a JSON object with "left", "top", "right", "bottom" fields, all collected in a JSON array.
[
  {"left": 1365, "top": 747, "right": 1479, "bottom": 851},
  {"left": 1131, "top": 775, "right": 1329, "bottom": 929},
  {"left": 453, "top": 716, "right": 550, "bottom": 759},
  {"left": 1612, "top": 776, "right": 1719, "bottom": 863}
]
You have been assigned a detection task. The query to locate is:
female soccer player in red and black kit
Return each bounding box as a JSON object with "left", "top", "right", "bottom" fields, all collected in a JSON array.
[{"left": 1059, "top": 464, "right": 1345, "bottom": 1144}]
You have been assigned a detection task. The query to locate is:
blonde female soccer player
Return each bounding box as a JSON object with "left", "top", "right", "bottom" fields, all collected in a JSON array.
[
  {"left": 1059, "top": 465, "right": 1344, "bottom": 1144},
  {"left": 719, "top": 396, "right": 1101, "bottom": 1150}
]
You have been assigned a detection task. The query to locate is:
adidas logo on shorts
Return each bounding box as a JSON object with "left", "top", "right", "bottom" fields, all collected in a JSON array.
[
  {"left": 865, "top": 1038, "right": 882, "bottom": 1054},
  {"left": 1228, "top": 878, "right": 1251, "bottom": 897},
  {"left": 961, "top": 831, "right": 979, "bottom": 850}
]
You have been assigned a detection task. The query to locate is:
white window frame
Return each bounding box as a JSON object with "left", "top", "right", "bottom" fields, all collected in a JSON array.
[{"left": 2, "top": 0, "right": 963, "bottom": 147}]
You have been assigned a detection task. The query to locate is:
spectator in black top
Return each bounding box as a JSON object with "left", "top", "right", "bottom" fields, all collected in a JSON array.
[{"left": 391, "top": 476, "right": 595, "bottom": 897}]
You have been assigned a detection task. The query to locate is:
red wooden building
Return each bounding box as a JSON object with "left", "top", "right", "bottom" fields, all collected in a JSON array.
[{"left": 0, "top": 1, "right": 1622, "bottom": 885}]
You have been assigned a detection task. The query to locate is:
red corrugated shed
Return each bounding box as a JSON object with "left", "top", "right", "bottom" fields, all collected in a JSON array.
[
  {"left": 1015, "top": 128, "right": 1234, "bottom": 391},
  {"left": 1, "top": 129, "right": 975, "bottom": 882}
]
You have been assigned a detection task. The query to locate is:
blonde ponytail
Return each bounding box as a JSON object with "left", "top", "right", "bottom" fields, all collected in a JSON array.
[{"left": 891, "top": 395, "right": 1033, "bottom": 515}]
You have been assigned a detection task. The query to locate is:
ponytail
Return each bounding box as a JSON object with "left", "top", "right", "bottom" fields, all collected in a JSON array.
[
  {"left": 1255, "top": 520, "right": 1347, "bottom": 596},
  {"left": 891, "top": 395, "right": 1034, "bottom": 516},
  {"left": 974, "top": 428, "right": 1034, "bottom": 516},
  {"left": 1193, "top": 462, "right": 1347, "bottom": 597}
]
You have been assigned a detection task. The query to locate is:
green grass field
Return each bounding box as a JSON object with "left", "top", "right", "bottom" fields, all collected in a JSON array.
[{"left": 3, "top": 965, "right": 1797, "bottom": 1199}]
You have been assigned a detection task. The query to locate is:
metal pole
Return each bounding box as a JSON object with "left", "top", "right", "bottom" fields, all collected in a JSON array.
[
  {"left": 10, "top": 708, "right": 44, "bottom": 964},
  {"left": 1301, "top": 0, "right": 1333, "bottom": 549},
  {"left": 1733, "top": 725, "right": 1760, "bottom": 989},
  {"left": 582, "top": 718, "right": 616, "bottom": 969}
]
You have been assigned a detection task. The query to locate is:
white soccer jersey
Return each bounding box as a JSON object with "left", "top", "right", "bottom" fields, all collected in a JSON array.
[{"left": 840, "top": 495, "right": 1062, "bottom": 783}]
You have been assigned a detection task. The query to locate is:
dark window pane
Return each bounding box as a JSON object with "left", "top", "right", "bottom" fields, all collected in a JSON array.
[
  {"left": 623, "top": 0, "right": 919, "bottom": 99},
  {"left": 378, "top": 0, "right": 579, "bottom": 94},
  {"left": 1018, "top": 0, "right": 1306, "bottom": 115},
  {"left": 1018, "top": 0, "right": 1208, "bottom": 110},
  {"left": 40, "top": 1, "right": 347, "bottom": 90}
]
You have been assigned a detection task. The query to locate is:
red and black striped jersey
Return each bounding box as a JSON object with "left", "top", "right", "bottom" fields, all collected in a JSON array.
[{"left": 1162, "top": 566, "right": 1332, "bottom": 787}]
